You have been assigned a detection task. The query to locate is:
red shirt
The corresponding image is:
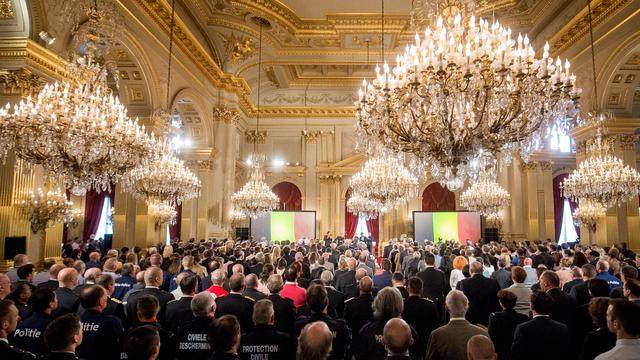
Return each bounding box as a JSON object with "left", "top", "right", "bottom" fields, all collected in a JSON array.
[
  {"left": 280, "top": 282, "right": 306, "bottom": 308},
  {"left": 207, "top": 284, "right": 228, "bottom": 298}
]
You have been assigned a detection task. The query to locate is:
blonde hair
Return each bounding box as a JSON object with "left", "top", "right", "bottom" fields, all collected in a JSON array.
[{"left": 162, "top": 245, "right": 173, "bottom": 258}]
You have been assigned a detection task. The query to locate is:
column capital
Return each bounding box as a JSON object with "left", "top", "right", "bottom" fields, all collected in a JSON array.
[
  {"left": 0, "top": 68, "right": 44, "bottom": 97},
  {"left": 519, "top": 161, "right": 538, "bottom": 171},
  {"left": 213, "top": 105, "right": 240, "bottom": 124},
  {"left": 302, "top": 130, "right": 321, "bottom": 144},
  {"left": 245, "top": 130, "right": 267, "bottom": 144}
]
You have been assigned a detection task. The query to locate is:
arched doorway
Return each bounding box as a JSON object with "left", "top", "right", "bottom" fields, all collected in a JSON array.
[
  {"left": 344, "top": 188, "right": 379, "bottom": 242},
  {"left": 271, "top": 182, "right": 302, "bottom": 211},
  {"left": 553, "top": 174, "right": 580, "bottom": 244},
  {"left": 422, "top": 183, "right": 456, "bottom": 212}
]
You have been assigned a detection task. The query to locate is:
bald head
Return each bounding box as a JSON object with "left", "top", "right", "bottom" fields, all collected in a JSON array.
[
  {"left": 298, "top": 321, "right": 333, "bottom": 360},
  {"left": 359, "top": 276, "right": 373, "bottom": 294},
  {"left": 383, "top": 318, "right": 413, "bottom": 355},
  {"left": 355, "top": 268, "right": 367, "bottom": 281},
  {"left": 467, "top": 335, "right": 497, "bottom": 360},
  {"left": 58, "top": 268, "right": 78, "bottom": 288},
  {"left": 144, "top": 267, "right": 163, "bottom": 287}
]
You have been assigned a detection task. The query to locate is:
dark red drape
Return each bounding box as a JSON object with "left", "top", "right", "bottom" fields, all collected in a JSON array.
[
  {"left": 271, "top": 182, "right": 302, "bottom": 211},
  {"left": 344, "top": 189, "right": 358, "bottom": 239},
  {"left": 367, "top": 217, "right": 379, "bottom": 244},
  {"left": 169, "top": 202, "right": 182, "bottom": 241},
  {"left": 82, "top": 187, "right": 115, "bottom": 242},
  {"left": 553, "top": 174, "right": 579, "bottom": 242},
  {"left": 422, "top": 183, "right": 456, "bottom": 211}
]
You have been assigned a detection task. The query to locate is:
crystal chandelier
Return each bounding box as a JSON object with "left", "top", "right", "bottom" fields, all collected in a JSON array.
[
  {"left": 120, "top": 142, "right": 201, "bottom": 205},
  {"left": 561, "top": 135, "right": 640, "bottom": 208},
  {"left": 572, "top": 199, "right": 605, "bottom": 232},
  {"left": 148, "top": 200, "right": 177, "bottom": 229},
  {"left": 232, "top": 18, "right": 279, "bottom": 219},
  {"left": 0, "top": 1, "right": 157, "bottom": 196},
  {"left": 17, "top": 187, "right": 73, "bottom": 233},
  {"left": 347, "top": 190, "right": 386, "bottom": 220},
  {"left": 64, "top": 207, "right": 84, "bottom": 228},
  {"left": 230, "top": 209, "right": 247, "bottom": 224},
  {"left": 349, "top": 150, "right": 419, "bottom": 210},
  {"left": 460, "top": 170, "right": 510, "bottom": 215},
  {"left": 232, "top": 154, "right": 279, "bottom": 219},
  {"left": 355, "top": 0, "right": 581, "bottom": 190},
  {"left": 485, "top": 212, "right": 503, "bottom": 229}
]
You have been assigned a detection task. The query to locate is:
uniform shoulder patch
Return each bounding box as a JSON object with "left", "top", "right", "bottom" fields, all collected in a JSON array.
[
  {"left": 244, "top": 296, "right": 255, "bottom": 302},
  {"left": 111, "top": 298, "right": 122, "bottom": 304},
  {"left": 344, "top": 297, "right": 355, "bottom": 303},
  {"left": 421, "top": 297, "right": 434, "bottom": 303}
]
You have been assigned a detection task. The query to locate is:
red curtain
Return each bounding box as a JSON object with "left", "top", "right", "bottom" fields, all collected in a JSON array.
[
  {"left": 367, "top": 217, "right": 379, "bottom": 244},
  {"left": 344, "top": 189, "right": 358, "bottom": 239},
  {"left": 271, "top": 182, "right": 302, "bottom": 211},
  {"left": 82, "top": 187, "right": 115, "bottom": 242},
  {"left": 422, "top": 183, "right": 456, "bottom": 211},
  {"left": 553, "top": 174, "right": 579, "bottom": 242},
  {"left": 169, "top": 202, "right": 182, "bottom": 241}
]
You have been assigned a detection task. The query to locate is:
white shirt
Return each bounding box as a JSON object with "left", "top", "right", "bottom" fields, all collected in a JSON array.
[
  {"left": 450, "top": 269, "right": 466, "bottom": 289},
  {"left": 594, "top": 339, "right": 640, "bottom": 360}
]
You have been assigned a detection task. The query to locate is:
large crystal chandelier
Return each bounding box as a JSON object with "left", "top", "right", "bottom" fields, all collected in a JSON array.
[
  {"left": 0, "top": 2, "right": 156, "bottom": 196},
  {"left": 148, "top": 200, "right": 177, "bottom": 229},
  {"left": 572, "top": 199, "right": 605, "bottom": 232},
  {"left": 349, "top": 150, "right": 418, "bottom": 210},
  {"left": 120, "top": 142, "right": 201, "bottom": 205},
  {"left": 561, "top": 134, "right": 640, "bottom": 208},
  {"left": 17, "top": 187, "right": 73, "bottom": 233},
  {"left": 347, "top": 191, "right": 386, "bottom": 220},
  {"left": 460, "top": 170, "right": 510, "bottom": 215},
  {"left": 232, "top": 18, "right": 279, "bottom": 219},
  {"left": 356, "top": 0, "right": 581, "bottom": 190},
  {"left": 232, "top": 154, "right": 279, "bottom": 219}
]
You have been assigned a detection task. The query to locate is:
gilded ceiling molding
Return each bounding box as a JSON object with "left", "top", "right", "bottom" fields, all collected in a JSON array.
[
  {"left": 244, "top": 129, "right": 267, "bottom": 144},
  {"left": 0, "top": 0, "right": 14, "bottom": 18},
  {"left": 262, "top": 92, "right": 358, "bottom": 106},
  {"left": 213, "top": 105, "right": 240, "bottom": 124},
  {"left": 0, "top": 39, "right": 66, "bottom": 80},
  {"left": 302, "top": 130, "right": 321, "bottom": 144},
  {"left": 520, "top": 161, "right": 538, "bottom": 171},
  {"left": 220, "top": 32, "right": 255, "bottom": 65},
  {"left": 549, "top": 0, "right": 634, "bottom": 56},
  {"left": 617, "top": 134, "right": 637, "bottom": 151},
  {"left": 539, "top": 161, "right": 554, "bottom": 171},
  {"left": 0, "top": 68, "right": 44, "bottom": 97},
  {"left": 256, "top": 106, "right": 355, "bottom": 118}
]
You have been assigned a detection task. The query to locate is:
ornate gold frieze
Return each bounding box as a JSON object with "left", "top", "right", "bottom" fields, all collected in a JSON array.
[
  {"left": 256, "top": 106, "right": 355, "bottom": 118},
  {"left": 220, "top": 32, "right": 254, "bottom": 65},
  {"left": 319, "top": 174, "right": 342, "bottom": 183},
  {"left": 617, "top": 134, "right": 637, "bottom": 151},
  {"left": 520, "top": 161, "right": 538, "bottom": 171},
  {"left": 262, "top": 92, "right": 358, "bottom": 106},
  {"left": 302, "top": 130, "right": 321, "bottom": 144},
  {"left": 213, "top": 105, "right": 240, "bottom": 124},
  {"left": 539, "top": 161, "right": 553, "bottom": 171},
  {"left": 185, "top": 159, "right": 214, "bottom": 171},
  {"left": 244, "top": 130, "right": 267, "bottom": 144},
  {"left": 0, "top": 39, "right": 66, "bottom": 81},
  {"left": 0, "top": 68, "right": 44, "bottom": 97},
  {"left": 0, "top": 0, "right": 13, "bottom": 18}
]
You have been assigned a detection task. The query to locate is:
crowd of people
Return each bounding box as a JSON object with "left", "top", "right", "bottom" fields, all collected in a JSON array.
[{"left": 1, "top": 235, "right": 639, "bottom": 360}]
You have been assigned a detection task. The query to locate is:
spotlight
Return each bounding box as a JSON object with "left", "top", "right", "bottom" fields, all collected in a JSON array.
[{"left": 39, "top": 31, "right": 56, "bottom": 45}]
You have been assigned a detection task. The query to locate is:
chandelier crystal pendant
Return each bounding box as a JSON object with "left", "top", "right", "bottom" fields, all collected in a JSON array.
[
  {"left": 17, "top": 187, "right": 73, "bottom": 233},
  {"left": 356, "top": 0, "right": 581, "bottom": 190},
  {"left": 561, "top": 135, "right": 640, "bottom": 208},
  {"left": 232, "top": 154, "right": 279, "bottom": 219},
  {"left": 347, "top": 190, "right": 386, "bottom": 220},
  {"left": 232, "top": 17, "right": 279, "bottom": 219},
  {"left": 148, "top": 200, "right": 177, "bottom": 229},
  {"left": 460, "top": 170, "right": 510, "bottom": 215},
  {"left": 120, "top": 141, "right": 201, "bottom": 205},
  {"left": 572, "top": 199, "right": 605, "bottom": 232},
  {"left": 485, "top": 212, "right": 504, "bottom": 229},
  {"left": 349, "top": 150, "right": 419, "bottom": 210}
]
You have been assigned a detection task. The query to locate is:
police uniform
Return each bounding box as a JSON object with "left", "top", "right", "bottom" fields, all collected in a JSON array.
[
  {"left": 402, "top": 296, "right": 439, "bottom": 359},
  {"left": 266, "top": 294, "right": 295, "bottom": 337},
  {"left": 52, "top": 288, "right": 80, "bottom": 318},
  {"left": 343, "top": 293, "right": 374, "bottom": 341},
  {"left": 242, "top": 288, "right": 267, "bottom": 302},
  {"left": 165, "top": 296, "right": 195, "bottom": 332},
  {"left": 0, "top": 339, "right": 36, "bottom": 360},
  {"left": 175, "top": 316, "right": 214, "bottom": 360},
  {"left": 353, "top": 320, "right": 420, "bottom": 360},
  {"left": 239, "top": 324, "right": 293, "bottom": 360},
  {"left": 134, "top": 322, "right": 175, "bottom": 360},
  {"left": 112, "top": 275, "right": 137, "bottom": 300},
  {"left": 75, "top": 309, "right": 124, "bottom": 360},
  {"left": 215, "top": 293, "right": 255, "bottom": 333},
  {"left": 39, "top": 352, "right": 80, "bottom": 360},
  {"left": 294, "top": 313, "right": 351, "bottom": 360},
  {"left": 102, "top": 296, "right": 127, "bottom": 327},
  {"left": 10, "top": 312, "right": 51, "bottom": 356},
  {"left": 211, "top": 353, "right": 239, "bottom": 360},
  {"left": 124, "top": 287, "right": 175, "bottom": 325}
]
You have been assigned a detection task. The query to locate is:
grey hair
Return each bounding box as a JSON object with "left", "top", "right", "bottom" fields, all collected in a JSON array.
[
  {"left": 252, "top": 299, "right": 274, "bottom": 325},
  {"left": 372, "top": 287, "right": 404, "bottom": 322},
  {"left": 320, "top": 270, "right": 333, "bottom": 285},
  {"left": 245, "top": 274, "right": 259, "bottom": 289},
  {"left": 191, "top": 292, "right": 216, "bottom": 317},
  {"left": 298, "top": 321, "right": 333, "bottom": 360},
  {"left": 267, "top": 273, "right": 283, "bottom": 293},
  {"left": 446, "top": 290, "right": 469, "bottom": 318},
  {"left": 211, "top": 269, "right": 226, "bottom": 285}
]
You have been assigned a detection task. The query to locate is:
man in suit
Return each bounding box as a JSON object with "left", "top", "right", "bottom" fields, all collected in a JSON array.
[
  {"left": 35, "top": 264, "right": 62, "bottom": 293},
  {"left": 426, "top": 290, "right": 488, "bottom": 360},
  {"left": 335, "top": 258, "right": 357, "bottom": 299},
  {"left": 383, "top": 240, "right": 394, "bottom": 260},
  {"left": 215, "top": 273, "right": 255, "bottom": 333},
  {"left": 562, "top": 266, "right": 584, "bottom": 293},
  {"left": 570, "top": 264, "right": 597, "bottom": 306},
  {"left": 490, "top": 259, "right": 513, "bottom": 289},
  {"left": 52, "top": 268, "right": 80, "bottom": 318},
  {"left": 532, "top": 246, "right": 555, "bottom": 269},
  {"left": 382, "top": 318, "right": 414, "bottom": 360},
  {"left": 266, "top": 274, "right": 296, "bottom": 337},
  {"left": 165, "top": 274, "right": 198, "bottom": 332},
  {"left": 403, "top": 277, "right": 439, "bottom": 358},
  {"left": 487, "top": 289, "right": 529, "bottom": 360},
  {"left": 125, "top": 266, "right": 175, "bottom": 325},
  {"left": 344, "top": 276, "right": 374, "bottom": 342},
  {"left": 456, "top": 261, "right": 500, "bottom": 326},
  {"left": 249, "top": 253, "right": 265, "bottom": 276},
  {"left": 511, "top": 291, "right": 571, "bottom": 360},
  {"left": 417, "top": 252, "right": 448, "bottom": 319},
  {"left": 242, "top": 274, "right": 266, "bottom": 301},
  {"left": 320, "top": 270, "right": 345, "bottom": 318},
  {"left": 540, "top": 270, "right": 579, "bottom": 346}
]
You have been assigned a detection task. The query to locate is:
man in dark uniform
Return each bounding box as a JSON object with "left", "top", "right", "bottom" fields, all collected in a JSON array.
[
  {"left": 216, "top": 273, "right": 255, "bottom": 333},
  {"left": 125, "top": 267, "right": 174, "bottom": 325},
  {"left": 112, "top": 263, "right": 137, "bottom": 301},
  {"left": 242, "top": 274, "right": 267, "bottom": 301},
  {"left": 0, "top": 299, "right": 35, "bottom": 360},
  {"left": 175, "top": 292, "right": 215, "bottom": 360},
  {"left": 320, "top": 270, "right": 345, "bottom": 318},
  {"left": 52, "top": 268, "right": 80, "bottom": 318},
  {"left": 402, "top": 277, "right": 440, "bottom": 358},
  {"left": 266, "top": 274, "right": 296, "bottom": 337},
  {"left": 210, "top": 315, "right": 241, "bottom": 360},
  {"left": 41, "top": 313, "right": 83, "bottom": 360},
  {"left": 132, "top": 295, "right": 175, "bottom": 360},
  {"left": 294, "top": 285, "right": 351, "bottom": 360},
  {"left": 11, "top": 288, "right": 57, "bottom": 356},
  {"left": 239, "top": 299, "right": 293, "bottom": 360},
  {"left": 344, "top": 275, "right": 374, "bottom": 342},
  {"left": 417, "top": 252, "right": 448, "bottom": 319},
  {"left": 94, "top": 274, "right": 127, "bottom": 326},
  {"left": 335, "top": 258, "right": 357, "bottom": 300},
  {"left": 75, "top": 285, "right": 124, "bottom": 360},
  {"left": 165, "top": 274, "right": 198, "bottom": 332}
]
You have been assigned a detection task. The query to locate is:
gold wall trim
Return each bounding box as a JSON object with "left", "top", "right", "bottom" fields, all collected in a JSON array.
[
  {"left": 0, "top": 39, "right": 66, "bottom": 80},
  {"left": 257, "top": 106, "right": 355, "bottom": 117}
]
